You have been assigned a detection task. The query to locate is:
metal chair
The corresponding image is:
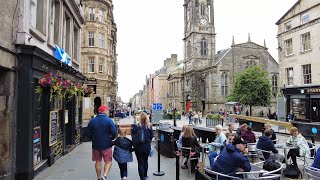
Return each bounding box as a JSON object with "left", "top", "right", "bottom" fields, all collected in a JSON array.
[
  {"left": 301, "top": 143, "right": 317, "bottom": 166},
  {"left": 255, "top": 148, "right": 279, "bottom": 162},
  {"left": 272, "top": 139, "right": 279, "bottom": 144},
  {"left": 304, "top": 165, "right": 320, "bottom": 180},
  {"left": 251, "top": 160, "right": 284, "bottom": 179},
  {"left": 179, "top": 146, "right": 198, "bottom": 173},
  {"left": 247, "top": 143, "right": 258, "bottom": 162},
  {"left": 204, "top": 167, "right": 241, "bottom": 179}
]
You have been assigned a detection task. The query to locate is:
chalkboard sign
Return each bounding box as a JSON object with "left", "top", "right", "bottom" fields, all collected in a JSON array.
[
  {"left": 49, "top": 111, "right": 58, "bottom": 146},
  {"left": 33, "top": 127, "right": 42, "bottom": 166}
]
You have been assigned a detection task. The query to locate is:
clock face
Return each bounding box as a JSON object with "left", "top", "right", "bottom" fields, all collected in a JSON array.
[{"left": 200, "top": 18, "right": 208, "bottom": 26}]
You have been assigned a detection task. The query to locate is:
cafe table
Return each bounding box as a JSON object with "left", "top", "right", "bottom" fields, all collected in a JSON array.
[{"left": 275, "top": 143, "right": 298, "bottom": 165}]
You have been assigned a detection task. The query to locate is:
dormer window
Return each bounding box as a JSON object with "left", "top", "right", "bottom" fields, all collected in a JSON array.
[
  {"left": 284, "top": 21, "right": 292, "bottom": 31},
  {"left": 301, "top": 12, "right": 310, "bottom": 24}
]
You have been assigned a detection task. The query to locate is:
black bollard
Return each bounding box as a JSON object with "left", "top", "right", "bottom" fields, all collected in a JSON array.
[
  {"left": 153, "top": 139, "right": 165, "bottom": 176},
  {"left": 176, "top": 151, "right": 180, "bottom": 180},
  {"left": 173, "top": 108, "right": 177, "bottom": 127}
]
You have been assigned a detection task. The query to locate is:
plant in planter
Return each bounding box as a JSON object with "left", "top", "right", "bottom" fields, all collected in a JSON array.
[{"left": 35, "top": 73, "right": 63, "bottom": 101}]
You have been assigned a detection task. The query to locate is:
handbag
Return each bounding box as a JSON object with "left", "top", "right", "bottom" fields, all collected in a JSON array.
[
  {"left": 132, "top": 125, "right": 145, "bottom": 145},
  {"left": 283, "top": 164, "right": 302, "bottom": 179}
]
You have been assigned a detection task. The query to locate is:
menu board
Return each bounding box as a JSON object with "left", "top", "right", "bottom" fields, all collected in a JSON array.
[
  {"left": 75, "top": 107, "right": 79, "bottom": 126},
  {"left": 33, "top": 127, "right": 42, "bottom": 166},
  {"left": 49, "top": 111, "right": 58, "bottom": 146}
]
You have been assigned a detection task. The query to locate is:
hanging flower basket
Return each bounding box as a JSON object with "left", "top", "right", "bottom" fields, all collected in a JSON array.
[
  {"left": 84, "top": 86, "right": 94, "bottom": 97},
  {"left": 35, "top": 73, "right": 85, "bottom": 102}
]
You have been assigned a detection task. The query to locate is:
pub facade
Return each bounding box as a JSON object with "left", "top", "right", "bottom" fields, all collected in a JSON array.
[{"left": 14, "top": 0, "right": 85, "bottom": 179}]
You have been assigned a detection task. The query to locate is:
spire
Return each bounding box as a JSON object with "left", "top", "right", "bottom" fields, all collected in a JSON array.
[
  {"left": 264, "top": 39, "right": 266, "bottom": 47},
  {"left": 248, "top": 33, "right": 251, "bottom": 42},
  {"left": 232, "top": 36, "right": 235, "bottom": 46}
]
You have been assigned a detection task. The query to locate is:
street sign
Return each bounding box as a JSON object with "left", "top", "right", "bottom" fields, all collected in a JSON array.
[
  {"left": 156, "top": 103, "right": 162, "bottom": 110},
  {"left": 152, "top": 103, "right": 157, "bottom": 110}
]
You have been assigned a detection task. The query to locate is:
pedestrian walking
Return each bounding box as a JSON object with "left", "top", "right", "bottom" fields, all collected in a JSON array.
[
  {"left": 87, "top": 105, "right": 117, "bottom": 180},
  {"left": 132, "top": 112, "right": 154, "bottom": 180},
  {"left": 112, "top": 129, "right": 134, "bottom": 180}
]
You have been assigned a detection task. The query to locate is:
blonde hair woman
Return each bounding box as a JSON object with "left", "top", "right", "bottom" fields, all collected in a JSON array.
[{"left": 132, "top": 112, "right": 154, "bottom": 180}]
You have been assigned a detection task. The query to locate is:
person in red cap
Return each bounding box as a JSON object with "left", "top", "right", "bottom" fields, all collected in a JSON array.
[{"left": 87, "top": 105, "right": 117, "bottom": 180}]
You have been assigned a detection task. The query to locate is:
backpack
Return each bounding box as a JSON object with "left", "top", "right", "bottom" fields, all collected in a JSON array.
[
  {"left": 132, "top": 126, "right": 145, "bottom": 145},
  {"left": 263, "top": 158, "right": 281, "bottom": 172},
  {"left": 283, "top": 164, "right": 302, "bottom": 179}
]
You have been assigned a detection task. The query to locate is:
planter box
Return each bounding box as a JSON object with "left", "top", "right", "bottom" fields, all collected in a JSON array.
[{"left": 206, "top": 118, "right": 223, "bottom": 127}]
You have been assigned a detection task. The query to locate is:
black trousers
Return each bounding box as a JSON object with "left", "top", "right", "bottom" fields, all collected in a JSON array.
[
  {"left": 135, "top": 147, "right": 150, "bottom": 180},
  {"left": 287, "top": 149, "right": 300, "bottom": 165},
  {"left": 118, "top": 162, "right": 127, "bottom": 178}
]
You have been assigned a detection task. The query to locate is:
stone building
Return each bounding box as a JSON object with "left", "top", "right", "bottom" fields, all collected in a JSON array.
[
  {"left": 0, "top": 0, "right": 19, "bottom": 178},
  {"left": 81, "top": 0, "right": 118, "bottom": 120},
  {"left": 167, "top": 63, "right": 184, "bottom": 111},
  {"left": 277, "top": 0, "right": 320, "bottom": 123},
  {"left": 13, "top": 0, "right": 85, "bottom": 179},
  {"left": 182, "top": 0, "right": 279, "bottom": 115}
]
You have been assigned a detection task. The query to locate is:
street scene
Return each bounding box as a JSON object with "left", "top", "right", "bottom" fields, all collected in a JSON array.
[{"left": 1, "top": 0, "right": 320, "bottom": 180}]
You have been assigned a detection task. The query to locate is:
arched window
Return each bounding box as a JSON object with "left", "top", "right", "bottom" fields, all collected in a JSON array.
[
  {"left": 200, "top": 38, "right": 207, "bottom": 56},
  {"left": 221, "top": 73, "right": 228, "bottom": 96},
  {"left": 272, "top": 75, "right": 278, "bottom": 92}
]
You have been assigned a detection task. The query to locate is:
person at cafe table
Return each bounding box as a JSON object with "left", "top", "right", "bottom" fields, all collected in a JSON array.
[
  {"left": 212, "top": 136, "right": 251, "bottom": 179},
  {"left": 256, "top": 129, "right": 284, "bottom": 162},
  {"left": 286, "top": 127, "right": 310, "bottom": 166}
]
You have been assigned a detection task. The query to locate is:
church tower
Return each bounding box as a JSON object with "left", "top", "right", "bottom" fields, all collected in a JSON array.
[
  {"left": 184, "top": 0, "right": 215, "bottom": 72},
  {"left": 183, "top": 0, "right": 215, "bottom": 112}
]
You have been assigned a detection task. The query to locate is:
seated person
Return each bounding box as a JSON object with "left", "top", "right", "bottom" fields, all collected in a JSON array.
[
  {"left": 210, "top": 125, "right": 227, "bottom": 154},
  {"left": 177, "top": 125, "right": 188, "bottom": 150},
  {"left": 226, "top": 123, "right": 235, "bottom": 134},
  {"left": 262, "top": 124, "right": 277, "bottom": 143},
  {"left": 212, "top": 136, "right": 251, "bottom": 179},
  {"left": 236, "top": 123, "right": 247, "bottom": 136},
  {"left": 286, "top": 127, "right": 310, "bottom": 166},
  {"left": 311, "top": 147, "right": 320, "bottom": 169},
  {"left": 241, "top": 126, "right": 256, "bottom": 143},
  {"left": 181, "top": 126, "right": 200, "bottom": 171},
  {"left": 256, "top": 129, "right": 284, "bottom": 162}
]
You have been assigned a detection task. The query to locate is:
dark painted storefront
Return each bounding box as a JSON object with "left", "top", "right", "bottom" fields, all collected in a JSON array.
[
  {"left": 282, "top": 85, "right": 320, "bottom": 141},
  {"left": 15, "top": 45, "right": 86, "bottom": 180}
]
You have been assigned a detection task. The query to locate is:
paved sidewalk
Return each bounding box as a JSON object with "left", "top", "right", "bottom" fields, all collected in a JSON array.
[{"left": 36, "top": 116, "right": 317, "bottom": 180}]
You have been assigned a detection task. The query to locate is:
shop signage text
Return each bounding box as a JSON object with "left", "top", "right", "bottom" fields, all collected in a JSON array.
[{"left": 306, "top": 88, "right": 320, "bottom": 93}]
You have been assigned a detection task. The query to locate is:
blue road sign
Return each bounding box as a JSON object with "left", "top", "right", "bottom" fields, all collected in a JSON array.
[
  {"left": 156, "top": 103, "right": 162, "bottom": 110},
  {"left": 152, "top": 103, "right": 157, "bottom": 110}
]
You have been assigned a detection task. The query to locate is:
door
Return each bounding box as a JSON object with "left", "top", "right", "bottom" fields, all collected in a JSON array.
[
  {"left": 311, "top": 99, "right": 320, "bottom": 122},
  {"left": 186, "top": 100, "right": 191, "bottom": 112}
]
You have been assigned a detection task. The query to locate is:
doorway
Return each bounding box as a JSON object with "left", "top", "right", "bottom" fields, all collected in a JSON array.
[
  {"left": 202, "top": 101, "right": 205, "bottom": 113},
  {"left": 94, "top": 97, "right": 101, "bottom": 114},
  {"left": 311, "top": 99, "right": 320, "bottom": 122}
]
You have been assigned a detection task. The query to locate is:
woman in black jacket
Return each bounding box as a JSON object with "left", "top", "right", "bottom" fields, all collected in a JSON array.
[
  {"left": 132, "top": 112, "right": 154, "bottom": 180},
  {"left": 181, "top": 126, "right": 200, "bottom": 172}
]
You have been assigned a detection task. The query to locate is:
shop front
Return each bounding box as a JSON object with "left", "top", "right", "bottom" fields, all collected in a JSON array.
[
  {"left": 15, "top": 45, "right": 86, "bottom": 180},
  {"left": 282, "top": 85, "right": 320, "bottom": 141}
]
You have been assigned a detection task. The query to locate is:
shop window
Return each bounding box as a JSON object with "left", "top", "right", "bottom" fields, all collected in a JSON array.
[
  {"left": 302, "top": 64, "right": 312, "bottom": 84},
  {"left": 291, "top": 99, "right": 307, "bottom": 120}
]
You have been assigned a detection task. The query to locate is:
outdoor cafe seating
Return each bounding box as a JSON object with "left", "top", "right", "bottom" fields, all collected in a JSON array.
[{"left": 304, "top": 165, "right": 320, "bottom": 180}]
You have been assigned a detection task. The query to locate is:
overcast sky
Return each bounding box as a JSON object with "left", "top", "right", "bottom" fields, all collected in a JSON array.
[{"left": 113, "top": 0, "right": 297, "bottom": 102}]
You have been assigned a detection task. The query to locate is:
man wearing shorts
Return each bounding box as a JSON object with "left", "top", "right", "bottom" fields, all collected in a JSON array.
[{"left": 87, "top": 105, "right": 117, "bottom": 180}]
